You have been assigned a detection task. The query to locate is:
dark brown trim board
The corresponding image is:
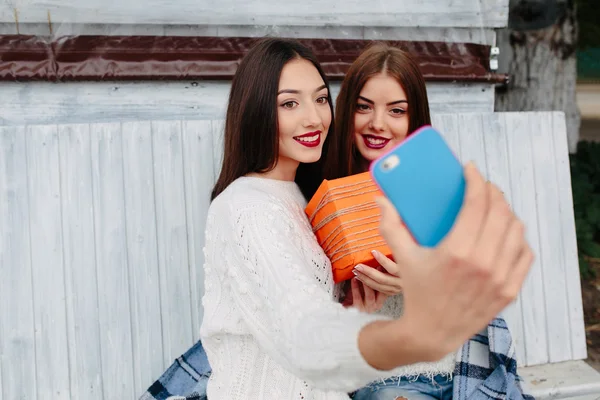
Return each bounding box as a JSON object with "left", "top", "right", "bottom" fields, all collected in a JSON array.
[{"left": 0, "top": 35, "right": 507, "bottom": 83}]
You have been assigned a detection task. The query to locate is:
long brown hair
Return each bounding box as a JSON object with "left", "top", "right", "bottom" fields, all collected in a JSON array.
[
  {"left": 322, "top": 43, "right": 431, "bottom": 182},
  {"left": 211, "top": 38, "right": 334, "bottom": 201}
]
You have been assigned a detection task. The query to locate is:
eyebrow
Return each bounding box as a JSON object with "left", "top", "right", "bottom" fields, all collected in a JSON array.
[
  {"left": 358, "top": 96, "right": 408, "bottom": 106},
  {"left": 277, "top": 84, "right": 328, "bottom": 95}
]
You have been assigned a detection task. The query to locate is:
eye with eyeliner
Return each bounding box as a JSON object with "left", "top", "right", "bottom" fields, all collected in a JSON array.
[
  {"left": 356, "top": 103, "right": 371, "bottom": 112},
  {"left": 280, "top": 100, "right": 298, "bottom": 109},
  {"left": 316, "top": 96, "right": 329, "bottom": 105},
  {"left": 390, "top": 107, "right": 407, "bottom": 115},
  {"left": 280, "top": 94, "right": 328, "bottom": 109}
]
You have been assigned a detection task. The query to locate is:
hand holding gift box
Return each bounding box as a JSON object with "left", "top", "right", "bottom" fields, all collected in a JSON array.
[{"left": 305, "top": 172, "right": 394, "bottom": 283}]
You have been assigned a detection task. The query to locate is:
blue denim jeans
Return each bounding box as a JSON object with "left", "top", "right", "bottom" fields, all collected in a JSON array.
[{"left": 351, "top": 375, "right": 453, "bottom": 400}]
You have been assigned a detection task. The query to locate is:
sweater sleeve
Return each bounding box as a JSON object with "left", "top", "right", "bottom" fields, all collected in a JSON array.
[{"left": 222, "top": 199, "right": 392, "bottom": 391}]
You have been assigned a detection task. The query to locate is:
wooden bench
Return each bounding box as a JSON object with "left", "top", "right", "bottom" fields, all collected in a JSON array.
[{"left": 1, "top": 111, "right": 599, "bottom": 399}]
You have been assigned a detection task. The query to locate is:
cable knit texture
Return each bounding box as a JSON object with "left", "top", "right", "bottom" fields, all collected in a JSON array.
[{"left": 200, "top": 177, "right": 395, "bottom": 400}]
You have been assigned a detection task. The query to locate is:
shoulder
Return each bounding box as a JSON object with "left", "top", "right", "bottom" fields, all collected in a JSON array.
[
  {"left": 208, "top": 178, "right": 292, "bottom": 222},
  {"left": 214, "top": 177, "right": 286, "bottom": 207}
]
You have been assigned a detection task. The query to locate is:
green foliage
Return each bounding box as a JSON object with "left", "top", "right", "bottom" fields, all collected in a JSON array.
[{"left": 570, "top": 141, "right": 600, "bottom": 278}]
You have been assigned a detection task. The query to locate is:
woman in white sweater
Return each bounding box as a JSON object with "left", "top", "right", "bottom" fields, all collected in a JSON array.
[{"left": 199, "top": 38, "right": 534, "bottom": 400}]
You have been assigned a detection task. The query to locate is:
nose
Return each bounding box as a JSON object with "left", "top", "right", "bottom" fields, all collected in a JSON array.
[
  {"left": 369, "top": 110, "right": 386, "bottom": 132},
  {"left": 303, "top": 103, "right": 322, "bottom": 128}
]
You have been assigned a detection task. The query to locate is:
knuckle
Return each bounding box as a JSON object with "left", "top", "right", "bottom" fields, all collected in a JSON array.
[
  {"left": 500, "top": 285, "right": 519, "bottom": 303},
  {"left": 443, "top": 251, "right": 466, "bottom": 272},
  {"left": 476, "top": 263, "right": 494, "bottom": 279},
  {"left": 495, "top": 199, "right": 512, "bottom": 220},
  {"left": 489, "top": 184, "right": 504, "bottom": 203},
  {"left": 488, "top": 197, "right": 511, "bottom": 222},
  {"left": 527, "top": 248, "right": 535, "bottom": 264},
  {"left": 514, "top": 219, "right": 526, "bottom": 237},
  {"left": 465, "top": 188, "right": 484, "bottom": 210},
  {"left": 490, "top": 273, "right": 506, "bottom": 292},
  {"left": 465, "top": 254, "right": 493, "bottom": 278},
  {"left": 521, "top": 248, "right": 535, "bottom": 268}
]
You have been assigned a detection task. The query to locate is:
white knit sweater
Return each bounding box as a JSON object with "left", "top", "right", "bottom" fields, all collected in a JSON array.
[{"left": 199, "top": 176, "right": 453, "bottom": 400}]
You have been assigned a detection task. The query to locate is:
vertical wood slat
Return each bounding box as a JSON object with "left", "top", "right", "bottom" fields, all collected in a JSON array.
[
  {"left": 90, "top": 123, "right": 135, "bottom": 399},
  {"left": 454, "top": 113, "right": 530, "bottom": 364},
  {"left": 481, "top": 113, "right": 526, "bottom": 363},
  {"left": 152, "top": 121, "right": 194, "bottom": 365},
  {"left": 212, "top": 120, "right": 225, "bottom": 182},
  {"left": 551, "top": 112, "right": 588, "bottom": 361},
  {"left": 432, "top": 114, "right": 461, "bottom": 158},
  {"left": 26, "top": 125, "right": 71, "bottom": 400},
  {"left": 58, "top": 124, "right": 104, "bottom": 400},
  {"left": 501, "top": 113, "right": 549, "bottom": 366},
  {"left": 0, "top": 126, "right": 38, "bottom": 400},
  {"left": 121, "top": 121, "right": 164, "bottom": 395},
  {"left": 182, "top": 121, "right": 217, "bottom": 338},
  {"left": 456, "top": 113, "right": 488, "bottom": 176},
  {"left": 529, "top": 113, "right": 572, "bottom": 363}
]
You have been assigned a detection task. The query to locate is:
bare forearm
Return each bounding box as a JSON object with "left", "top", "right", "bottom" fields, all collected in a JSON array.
[{"left": 357, "top": 319, "right": 440, "bottom": 370}]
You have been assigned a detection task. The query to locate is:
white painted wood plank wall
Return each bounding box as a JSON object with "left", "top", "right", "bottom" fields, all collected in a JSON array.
[
  {"left": 0, "top": 112, "right": 586, "bottom": 400},
  {"left": 0, "top": 0, "right": 508, "bottom": 27},
  {"left": 0, "top": 81, "right": 496, "bottom": 127},
  {"left": 59, "top": 123, "right": 104, "bottom": 400},
  {"left": 0, "top": 126, "right": 38, "bottom": 400}
]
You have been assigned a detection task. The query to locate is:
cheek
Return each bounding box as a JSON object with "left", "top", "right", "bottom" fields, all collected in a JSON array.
[
  {"left": 389, "top": 117, "right": 410, "bottom": 141},
  {"left": 353, "top": 113, "right": 369, "bottom": 134},
  {"left": 320, "top": 106, "right": 332, "bottom": 130},
  {"left": 277, "top": 109, "right": 295, "bottom": 140}
]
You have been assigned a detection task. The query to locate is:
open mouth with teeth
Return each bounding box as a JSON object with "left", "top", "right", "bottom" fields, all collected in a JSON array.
[
  {"left": 361, "top": 134, "right": 391, "bottom": 150},
  {"left": 293, "top": 131, "right": 321, "bottom": 148}
]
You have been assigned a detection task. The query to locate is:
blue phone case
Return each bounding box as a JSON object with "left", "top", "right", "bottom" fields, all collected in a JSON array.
[{"left": 369, "top": 126, "right": 465, "bottom": 247}]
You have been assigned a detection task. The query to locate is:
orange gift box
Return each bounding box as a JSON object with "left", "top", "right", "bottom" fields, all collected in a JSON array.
[{"left": 305, "top": 172, "right": 393, "bottom": 283}]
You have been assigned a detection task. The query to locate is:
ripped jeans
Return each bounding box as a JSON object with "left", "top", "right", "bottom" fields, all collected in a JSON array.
[{"left": 351, "top": 375, "right": 453, "bottom": 400}]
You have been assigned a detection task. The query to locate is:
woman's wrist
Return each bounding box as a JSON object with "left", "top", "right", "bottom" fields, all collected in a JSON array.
[{"left": 358, "top": 316, "right": 447, "bottom": 371}]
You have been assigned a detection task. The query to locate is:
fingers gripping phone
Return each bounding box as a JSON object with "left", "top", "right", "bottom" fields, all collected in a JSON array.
[{"left": 370, "top": 126, "right": 466, "bottom": 247}]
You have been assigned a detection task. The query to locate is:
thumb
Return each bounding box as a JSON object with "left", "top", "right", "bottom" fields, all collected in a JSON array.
[{"left": 375, "top": 196, "right": 417, "bottom": 262}]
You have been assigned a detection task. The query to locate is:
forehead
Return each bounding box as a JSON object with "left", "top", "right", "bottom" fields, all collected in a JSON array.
[
  {"left": 278, "top": 58, "right": 325, "bottom": 90},
  {"left": 360, "top": 73, "right": 406, "bottom": 98}
]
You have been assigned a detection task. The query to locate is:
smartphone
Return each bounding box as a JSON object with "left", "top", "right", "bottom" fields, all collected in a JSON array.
[{"left": 369, "top": 126, "right": 465, "bottom": 247}]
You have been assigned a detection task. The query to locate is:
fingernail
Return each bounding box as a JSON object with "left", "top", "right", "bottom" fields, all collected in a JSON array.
[
  {"left": 352, "top": 269, "right": 359, "bottom": 276},
  {"left": 354, "top": 264, "right": 364, "bottom": 272},
  {"left": 371, "top": 250, "right": 378, "bottom": 256},
  {"left": 465, "top": 161, "right": 475, "bottom": 173}
]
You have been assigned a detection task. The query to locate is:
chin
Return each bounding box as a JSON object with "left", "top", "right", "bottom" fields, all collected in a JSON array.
[
  {"left": 294, "top": 148, "right": 323, "bottom": 164},
  {"left": 299, "top": 154, "right": 322, "bottom": 164},
  {"left": 359, "top": 146, "right": 385, "bottom": 163}
]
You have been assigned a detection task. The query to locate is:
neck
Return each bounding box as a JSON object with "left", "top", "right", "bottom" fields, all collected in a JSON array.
[{"left": 250, "top": 156, "right": 299, "bottom": 182}]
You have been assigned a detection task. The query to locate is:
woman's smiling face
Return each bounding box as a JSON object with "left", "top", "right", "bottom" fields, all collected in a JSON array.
[{"left": 353, "top": 73, "right": 410, "bottom": 163}]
